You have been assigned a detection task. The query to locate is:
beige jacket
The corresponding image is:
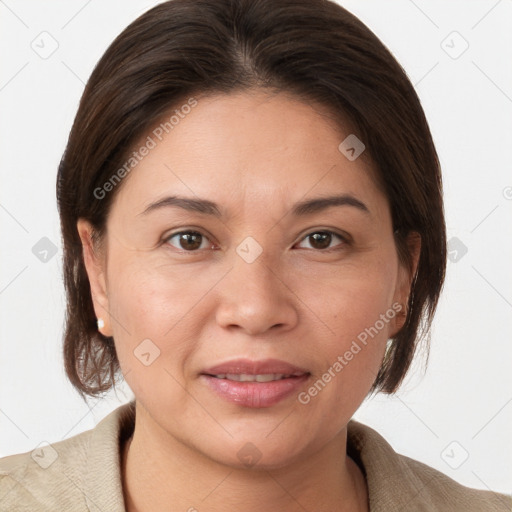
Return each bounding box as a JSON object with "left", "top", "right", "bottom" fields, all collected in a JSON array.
[{"left": 0, "top": 402, "right": 510, "bottom": 511}]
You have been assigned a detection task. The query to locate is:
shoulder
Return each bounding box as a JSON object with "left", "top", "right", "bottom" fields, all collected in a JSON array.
[
  {"left": 0, "top": 425, "right": 93, "bottom": 511},
  {"left": 0, "top": 402, "right": 135, "bottom": 511},
  {"left": 393, "top": 451, "right": 511, "bottom": 511},
  {"left": 347, "top": 419, "right": 511, "bottom": 512}
]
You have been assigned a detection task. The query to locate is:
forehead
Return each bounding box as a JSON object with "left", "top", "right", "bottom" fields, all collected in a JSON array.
[{"left": 109, "top": 90, "right": 384, "bottom": 218}]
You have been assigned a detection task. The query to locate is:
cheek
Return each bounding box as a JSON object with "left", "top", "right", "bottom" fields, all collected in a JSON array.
[
  {"left": 105, "top": 264, "right": 200, "bottom": 410},
  {"left": 299, "top": 250, "right": 400, "bottom": 341},
  {"left": 292, "top": 254, "right": 399, "bottom": 406},
  {"left": 105, "top": 253, "right": 208, "bottom": 374}
]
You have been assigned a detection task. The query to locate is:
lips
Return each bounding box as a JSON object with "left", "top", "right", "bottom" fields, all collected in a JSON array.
[
  {"left": 211, "top": 373, "right": 295, "bottom": 382},
  {"left": 201, "top": 358, "right": 310, "bottom": 408},
  {"left": 202, "top": 358, "right": 309, "bottom": 377}
]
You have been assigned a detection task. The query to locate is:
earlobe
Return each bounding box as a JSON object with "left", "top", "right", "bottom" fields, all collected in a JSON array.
[{"left": 76, "top": 219, "right": 113, "bottom": 337}]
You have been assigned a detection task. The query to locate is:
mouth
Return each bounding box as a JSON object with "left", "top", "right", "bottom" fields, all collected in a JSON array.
[
  {"left": 207, "top": 373, "right": 304, "bottom": 382},
  {"left": 200, "top": 359, "right": 311, "bottom": 408}
]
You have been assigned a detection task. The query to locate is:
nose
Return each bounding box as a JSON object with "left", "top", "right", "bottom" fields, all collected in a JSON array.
[{"left": 215, "top": 253, "right": 299, "bottom": 336}]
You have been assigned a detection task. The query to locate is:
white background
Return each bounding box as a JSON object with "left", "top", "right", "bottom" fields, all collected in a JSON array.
[{"left": 0, "top": 0, "right": 511, "bottom": 496}]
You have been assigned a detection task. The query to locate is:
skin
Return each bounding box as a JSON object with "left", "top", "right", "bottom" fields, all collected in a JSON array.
[{"left": 78, "top": 89, "right": 420, "bottom": 512}]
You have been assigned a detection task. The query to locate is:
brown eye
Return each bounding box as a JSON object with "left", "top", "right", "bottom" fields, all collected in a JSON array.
[
  {"left": 166, "top": 231, "right": 210, "bottom": 251},
  {"left": 296, "top": 231, "right": 346, "bottom": 250}
]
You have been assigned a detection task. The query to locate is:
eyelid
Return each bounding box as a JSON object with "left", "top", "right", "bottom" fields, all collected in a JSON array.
[
  {"left": 295, "top": 229, "right": 351, "bottom": 250},
  {"left": 163, "top": 228, "right": 217, "bottom": 251}
]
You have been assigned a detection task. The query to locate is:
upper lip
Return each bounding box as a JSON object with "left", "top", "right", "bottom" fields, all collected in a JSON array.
[{"left": 202, "top": 358, "right": 309, "bottom": 376}]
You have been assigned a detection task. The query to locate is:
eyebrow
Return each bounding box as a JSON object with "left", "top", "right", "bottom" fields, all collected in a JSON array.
[{"left": 139, "top": 194, "right": 369, "bottom": 217}]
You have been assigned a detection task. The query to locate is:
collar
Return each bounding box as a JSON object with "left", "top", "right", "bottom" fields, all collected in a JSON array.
[{"left": 83, "top": 401, "right": 135, "bottom": 511}]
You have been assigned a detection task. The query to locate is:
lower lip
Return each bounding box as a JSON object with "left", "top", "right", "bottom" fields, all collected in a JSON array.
[{"left": 201, "top": 374, "right": 310, "bottom": 408}]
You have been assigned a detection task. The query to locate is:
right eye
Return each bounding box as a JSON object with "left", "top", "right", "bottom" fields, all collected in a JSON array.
[{"left": 164, "top": 230, "right": 214, "bottom": 251}]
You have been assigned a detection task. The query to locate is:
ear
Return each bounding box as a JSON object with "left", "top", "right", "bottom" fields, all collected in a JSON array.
[
  {"left": 77, "top": 219, "right": 113, "bottom": 337},
  {"left": 391, "top": 231, "right": 421, "bottom": 336}
]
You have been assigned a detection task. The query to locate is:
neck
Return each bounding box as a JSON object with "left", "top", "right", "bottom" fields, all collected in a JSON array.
[{"left": 122, "top": 404, "right": 368, "bottom": 512}]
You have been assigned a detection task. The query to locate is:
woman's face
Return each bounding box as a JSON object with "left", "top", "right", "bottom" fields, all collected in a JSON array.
[{"left": 80, "top": 90, "right": 415, "bottom": 469}]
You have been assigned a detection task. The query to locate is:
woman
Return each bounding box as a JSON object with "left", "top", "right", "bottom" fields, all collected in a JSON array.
[{"left": 0, "top": 0, "right": 509, "bottom": 510}]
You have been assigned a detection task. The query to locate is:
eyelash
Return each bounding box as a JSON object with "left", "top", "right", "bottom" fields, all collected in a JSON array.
[{"left": 163, "top": 229, "right": 350, "bottom": 253}]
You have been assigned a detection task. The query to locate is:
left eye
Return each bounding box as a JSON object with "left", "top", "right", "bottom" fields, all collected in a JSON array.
[
  {"left": 165, "top": 231, "right": 213, "bottom": 251},
  {"left": 296, "top": 231, "right": 347, "bottom": 250}
]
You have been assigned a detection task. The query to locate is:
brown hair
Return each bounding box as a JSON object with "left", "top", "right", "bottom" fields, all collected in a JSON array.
[{"left": 57, "top": 0, "right": 446, "bottom": 398}]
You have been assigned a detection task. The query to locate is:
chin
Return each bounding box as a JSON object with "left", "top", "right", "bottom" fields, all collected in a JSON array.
[{"left": 194, "top": 430, "right": 317, "bottom": 472}]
